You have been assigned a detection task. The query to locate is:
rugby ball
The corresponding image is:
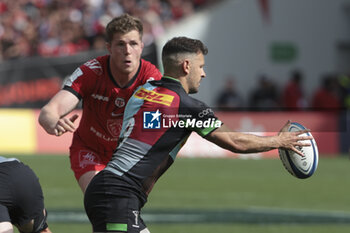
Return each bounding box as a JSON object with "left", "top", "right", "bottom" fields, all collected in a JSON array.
[{"left": 278, "top": 122, "right": 318, "bottom": 179}]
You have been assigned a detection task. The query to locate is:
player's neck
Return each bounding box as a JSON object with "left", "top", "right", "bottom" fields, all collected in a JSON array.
[
  {"left": 114, "top": 73, "right": 134, "bottom": 87},
  {"left": 164, "top": 73, "right": 189, "bottom": 93},
  {"left": 110, "top": 67, "right": 138, "bottom": 88},
  {"left": 179, "top": 77, "right": 189, "bottom": 94}
]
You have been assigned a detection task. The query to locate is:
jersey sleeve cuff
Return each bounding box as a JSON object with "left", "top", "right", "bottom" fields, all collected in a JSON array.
[
  {"left": 199, "top": 120, "right": 223, "bottom": 137},
  {"left": 62, "top": 86, "right": 82, "bottom": 100}
]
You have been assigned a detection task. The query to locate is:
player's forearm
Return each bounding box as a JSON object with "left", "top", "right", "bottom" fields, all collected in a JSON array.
[
  {"left": 228, "top": 133, "right": 279, "bottom": 153},
  {"left": 38, "top": 106, "right": 60, "bottom": 135},
  {"left": 207, "top": 129, "right": 280, "bottom": 154}
]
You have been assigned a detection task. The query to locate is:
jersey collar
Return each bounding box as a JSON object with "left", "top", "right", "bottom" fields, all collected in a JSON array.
[
  {"left": 162, "top": 76, "right": 181, "bottom": 83},
  {"left": 107, "top": 56, "right": 142, "bottom": 89}
]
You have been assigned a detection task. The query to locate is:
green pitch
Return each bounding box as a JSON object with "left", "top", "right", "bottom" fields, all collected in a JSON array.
[{"left": 8, "top": 154, "right": 350, "bottom": 233}]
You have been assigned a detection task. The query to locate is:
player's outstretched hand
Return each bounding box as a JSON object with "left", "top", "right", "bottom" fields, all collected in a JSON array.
[
  {"left": 277, "top": 120, "right": 313, "bottom": 157},
  {"left": 55, "top": 114, "right": 79, "bottom": 136}
]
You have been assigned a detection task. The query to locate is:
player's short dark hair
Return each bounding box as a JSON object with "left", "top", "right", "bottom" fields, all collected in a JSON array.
[
  {"left": 162, "top": 37, "right": 208, "bottom": 72},
  {"left": 105, "top": 14, "right": 143, "bottom": 43},
  {"left": 162, "top": 37, "right": 208, "bottom": 58}
]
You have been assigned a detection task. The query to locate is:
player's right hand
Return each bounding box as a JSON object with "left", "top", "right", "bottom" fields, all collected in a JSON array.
[
  {"left": 277, "top": 120, "right": 313, "bottom": 157},
  {"left": 55, "top": 114, "right": 79, "bottom": 136}
]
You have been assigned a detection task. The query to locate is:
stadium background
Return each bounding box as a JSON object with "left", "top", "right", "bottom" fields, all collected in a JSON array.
[{"left": 1, "top": 0, "right": 350, "bottom": 232}]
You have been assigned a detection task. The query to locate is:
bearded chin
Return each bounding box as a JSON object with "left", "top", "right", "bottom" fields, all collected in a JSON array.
[{"left": 188, "top": 87, "right": 198, "bottom": 94}]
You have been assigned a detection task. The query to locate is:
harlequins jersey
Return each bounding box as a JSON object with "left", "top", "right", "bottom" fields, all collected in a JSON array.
[
  {"left": 105, "top": 77, "right": 222, "bottom": 202},
  {"left": 63, "top": 55, "right": 162, "bottom": 154}
]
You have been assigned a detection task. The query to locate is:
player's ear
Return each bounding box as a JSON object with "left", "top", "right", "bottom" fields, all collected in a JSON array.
[{"left": 182, "top": 59, "right": 190, "bottom": 75}]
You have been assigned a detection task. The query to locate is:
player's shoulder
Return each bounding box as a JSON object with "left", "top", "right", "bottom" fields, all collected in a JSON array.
[
  {"left": 182, "top": 94, "right": 208, "bottom": 109},
  {"left": 180, "top": 96, "right": 217, "bottom": 123},
  {"left": 80, "top": 55, "right": 108, "bottom": 77},
  {"left": 140, "top": 59, "right": 156, "bottom": 69},
  {"left": 139, "top": 59, "right": 162, "bottom": 81},
  {"left": 158, "top": 82, "right": 209, "bottom": 110}
]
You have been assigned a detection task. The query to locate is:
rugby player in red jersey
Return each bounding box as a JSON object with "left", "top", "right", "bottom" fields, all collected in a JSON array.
[
  {"left": 38, "top": 14, "right": 162, "bottom": 193},
  {"left": 84, "top": 37, "right": 313, "bottom": 233}
]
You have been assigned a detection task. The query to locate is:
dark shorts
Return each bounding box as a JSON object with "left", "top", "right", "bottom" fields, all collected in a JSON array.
[
  {"left": 0, "top": 160, "right": 48, "bottom": 232},
  {"left": 84, "top": 170, "right": 147, "bottom": 233}
]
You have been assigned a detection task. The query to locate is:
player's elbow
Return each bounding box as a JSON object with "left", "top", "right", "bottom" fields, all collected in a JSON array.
[
  {"left": 38, "top": 106, "right": 49, "bottom": 127},
  {"left": 38, "top": 106, "right": 58, "bottom": 134}
]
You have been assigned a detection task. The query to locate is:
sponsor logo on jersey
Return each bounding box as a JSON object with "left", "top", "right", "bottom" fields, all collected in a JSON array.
[
  {"left": 143, "top": 110, "right": 161, "bottom": 129},
  {"left": 143, "top": 109, "right": 222, "bottom": 129},
  {"left": 198, "top": 108, "right": 214, "bottom": 118},
  {"left": 90, "top": 126, "right": 119, "bottom": 142},
  {"left": 91, "top": 93, "right": 109, "bottom": 101},
  {"left": 78, "top": 150, "right": 101, "bottom": 168},
  {"left": 107, "top": 119, "right": 123, "bottom": 137},
  {"left": 135, "top": 88, "right": 174, "bottom": 106},
  {"left": 84, "top": 59, "right": 103, "bottom": 75},
  {"left": 114, "top": 97, "right": 125, "bottom": 108}
]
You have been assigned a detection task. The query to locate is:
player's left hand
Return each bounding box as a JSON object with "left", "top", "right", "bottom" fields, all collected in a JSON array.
[{"left": 55, "top": 114, "right": 79, "bottom": 136}]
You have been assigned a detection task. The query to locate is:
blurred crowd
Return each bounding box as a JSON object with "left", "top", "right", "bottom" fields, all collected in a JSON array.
[
  {"left": 2, "top": 0, "right": 348, "bottom": 111},
  {"left": 216, "top": 71, "right": 350, "bottom": 111},
  {"left": 0, "top": 0, "right": 218, "bottom": 61}
]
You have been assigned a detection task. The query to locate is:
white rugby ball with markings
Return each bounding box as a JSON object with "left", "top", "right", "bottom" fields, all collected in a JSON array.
[{"left": 278, "top": 122, "right": 318, "bottom": 179}]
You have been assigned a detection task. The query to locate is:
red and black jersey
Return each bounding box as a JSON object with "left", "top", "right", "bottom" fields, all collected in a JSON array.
[
  {"left": 63, "top": 55, "right": 162, "bottom": 155},
  {"left": 105, "top": 77, "right": 222, "bottom": 203}
]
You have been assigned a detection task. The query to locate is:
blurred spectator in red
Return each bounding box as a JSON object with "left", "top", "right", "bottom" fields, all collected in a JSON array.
[
  {"left": 311, "top": 74, "right": 341, "bottom": 110},
  {"left": 215, "top": 75, "right": 244, "bottom": 110},
  {"left": 0, "top": 0, "right": 222, "bottom": 61},
  {"left": 282, "top": 69, "right": 307, "bottom": 110},
  {"left": 192, "top": 0, "right": 217, "bottom": 8},
  {"left": 168, "top": 0, "right": 194, "bottom": 20}
]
